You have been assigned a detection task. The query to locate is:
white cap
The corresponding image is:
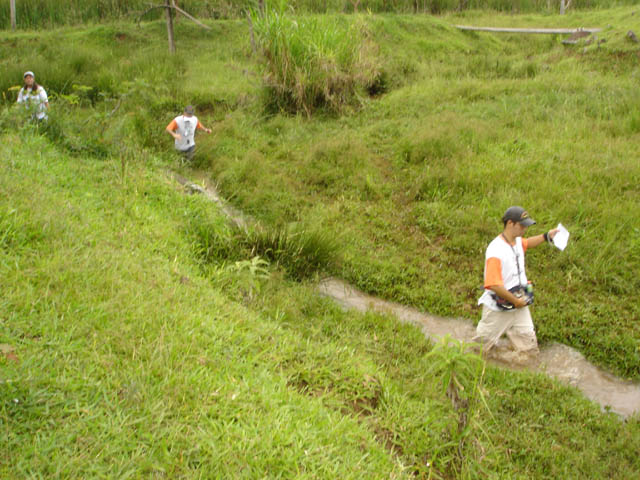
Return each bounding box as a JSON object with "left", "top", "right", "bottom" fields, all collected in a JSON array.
[{"left": 23, "top": 71, "right": 35, "bottom": 78}]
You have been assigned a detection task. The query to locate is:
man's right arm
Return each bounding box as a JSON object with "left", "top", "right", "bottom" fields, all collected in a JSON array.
[
  {"left": 165, "top": 119, "right": 180, "bottom": 140},
  {"left": 489, "top": 285, "right": 528, "bottom": 308}
]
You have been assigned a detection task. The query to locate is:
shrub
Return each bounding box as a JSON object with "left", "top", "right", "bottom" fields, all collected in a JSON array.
[
  {"left": 239, "top": 223, "right": 340, "bottom": 280},
  {"left": 187, "top": 200, "right": 242, "bottom": 264},
  {"left": 250, "top": 0, "right": 381, "bottom": 116}
]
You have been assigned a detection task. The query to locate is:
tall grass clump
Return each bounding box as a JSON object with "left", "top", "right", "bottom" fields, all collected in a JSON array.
[
  {"left": 187, "top": 199, "right": 244, "bottom": 264},
  {"left": 250, "top": 0, "right": 381, "bottom": 115},
  {"left": 426, "top": 336, "right": 492, "bottom": 477},
  {"left": 0, "top": 0, "right": 132, "bottom": 28},
  {"left": 240, "top": 224, "right": 340, "bottom": 280},
  {"left": 186, "top": 200, "right": 339, "bottom": 280}
]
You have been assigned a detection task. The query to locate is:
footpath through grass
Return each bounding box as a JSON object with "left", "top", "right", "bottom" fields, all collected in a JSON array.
[{"left": 1, "top": 130, "right": 639, "bottom": 478}]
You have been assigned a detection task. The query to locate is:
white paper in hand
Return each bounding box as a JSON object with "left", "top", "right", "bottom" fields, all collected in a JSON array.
[{"left": 552, "top": 223, "right": 570, "bottom": 251}]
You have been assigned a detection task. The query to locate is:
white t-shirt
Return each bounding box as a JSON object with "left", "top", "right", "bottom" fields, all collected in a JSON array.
[
  {"left": 17, "top": 86, "right": 48, "bottom": 120},
  {"left": 170, "top": 115, "right": 200, "bottom": 152},
  {"left": 478, "top": 235, "right": 528, "bottom": 311}
]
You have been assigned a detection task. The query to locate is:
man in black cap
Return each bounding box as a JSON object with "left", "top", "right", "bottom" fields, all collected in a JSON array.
[
  {"left": 474, "top": 206, "right": 558, "bottom": 358},
  {"left": 165, "top": 105, "right": 211, "bottom": 162}
]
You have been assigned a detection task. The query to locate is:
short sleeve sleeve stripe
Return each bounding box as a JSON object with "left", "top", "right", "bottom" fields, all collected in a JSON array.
[{"left": 484, "top": 257, "right": 503, "bottom": 289}]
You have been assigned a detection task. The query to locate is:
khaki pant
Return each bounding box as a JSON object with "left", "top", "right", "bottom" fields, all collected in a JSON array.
[{"left": 474, "top": 305, "right": 538, "bottom": 354}]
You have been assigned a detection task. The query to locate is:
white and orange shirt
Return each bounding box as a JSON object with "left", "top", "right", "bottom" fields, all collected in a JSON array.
[
  {"left": 166, "top": 115, "right": 205, "bottom": 151},
  {"left": 478, "top": 235, "right": 529, "bottom": 311}
]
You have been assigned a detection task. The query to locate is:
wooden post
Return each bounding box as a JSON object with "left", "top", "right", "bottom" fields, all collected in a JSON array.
[
  {"left": 137, "top": 1, "right": 209, "bottom": 53},
  {"left": 165, "top": 0, "right": 175, "bottom": 54},
  {"left": 560, "top": 0, "right": 572, "bottom": 15},
  {"left": 10, "top": 0, "right": 17, "bottom": 30}
]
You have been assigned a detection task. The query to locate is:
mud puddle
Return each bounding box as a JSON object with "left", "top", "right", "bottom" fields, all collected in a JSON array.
[
  {"left": 319, "top": 278, "right": 640, "bottom": 418},
  {"left": 175, "top": 174, "right": 640, "bottom": 419}
]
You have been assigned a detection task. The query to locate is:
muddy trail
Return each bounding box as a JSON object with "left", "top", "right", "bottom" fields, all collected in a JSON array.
[
  {"left": 319, "top": 278, "right": 640, "bottom": 418},
  {"left": 175, "top": 174, "right": 640, "bottom": 419}
]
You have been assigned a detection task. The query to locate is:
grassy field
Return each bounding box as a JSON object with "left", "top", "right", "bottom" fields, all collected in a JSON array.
[
  {"left": 205, "top": 8, "right": 639, "bottom": 378},
  {"left": 2, "top": 123, "right": 639, "bottom": 479},
  {"left": 1, "top": 6, "right": 640, "bottom": 477}
]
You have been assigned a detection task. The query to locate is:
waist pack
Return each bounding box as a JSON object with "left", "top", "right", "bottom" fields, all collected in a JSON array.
[{"left": 492, "top": 284, "right": 534, "bottom": 311}]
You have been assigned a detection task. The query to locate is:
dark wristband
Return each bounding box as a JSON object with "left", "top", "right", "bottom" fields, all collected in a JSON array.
[{"left": 543, "top": 232, "right": 549, "bottom": 243}]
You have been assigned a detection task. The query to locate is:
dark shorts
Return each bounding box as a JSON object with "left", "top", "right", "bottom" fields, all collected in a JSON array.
[{"left": 179, "top": 145, "right": 195, "bottom": 161}]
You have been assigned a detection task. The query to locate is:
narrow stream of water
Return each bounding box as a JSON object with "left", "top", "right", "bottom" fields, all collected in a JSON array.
[
  {"left": 176, "top": 174, "right": 640, "bottom": 419},
  {"left": 319, "top": 278, "right": 640, "bottom": 418}
]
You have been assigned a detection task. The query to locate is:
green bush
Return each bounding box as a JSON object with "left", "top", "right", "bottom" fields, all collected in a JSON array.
[
  {"left": 239, "top": 223, "right": 340, "bottom": 280},
  {"left": 250, "top": 1, "right": 381, "bottom": 115}
]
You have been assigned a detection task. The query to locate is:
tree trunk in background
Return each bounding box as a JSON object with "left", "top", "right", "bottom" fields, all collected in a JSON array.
[
  {"left": 165, "top": 0, "right": 176, "bottom": 54},
  {"left": 10, "top": 0, "right": 16, "bottom": 30}
]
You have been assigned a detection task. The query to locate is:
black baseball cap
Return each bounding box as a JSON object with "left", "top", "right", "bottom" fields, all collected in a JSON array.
[{"left": 502, "top": 206, "right": 536, "bottom": 226}]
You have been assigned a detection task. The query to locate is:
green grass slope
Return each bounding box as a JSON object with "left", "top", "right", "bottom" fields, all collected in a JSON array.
[
  {"left": 1, "top": 129, "right": 639, "bottom": 478},
  {"left": 1, "top": 9, "right": 640, "bottom": 476},
  {"left": 203, "top": 9, "right": 640, "bottom": 378},
  {"left": 1, "top": 7, "right": 638, "bottom": 377},
  {"left": 0, "top": 134, "right": 404, "bottom": 477}
]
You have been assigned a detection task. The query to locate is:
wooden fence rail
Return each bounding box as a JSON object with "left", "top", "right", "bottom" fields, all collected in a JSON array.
[{"left": 455, "top": 25, "right": 601, "bottom": 35}]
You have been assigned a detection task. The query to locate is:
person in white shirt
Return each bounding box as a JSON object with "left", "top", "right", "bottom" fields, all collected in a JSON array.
[
  {"left": 17, "top": 71, "right": 49, "bottom": 121},
  {"left": 165, "top": 105, "right": 211, "bottom": 162},
  {"left": 474, "top": 206, "right": 558, "bottom": 357}
]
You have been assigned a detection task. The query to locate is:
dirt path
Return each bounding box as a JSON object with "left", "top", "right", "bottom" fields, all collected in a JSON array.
[{"left": 175, "top": 173, "right": 640, "bottom": 419}]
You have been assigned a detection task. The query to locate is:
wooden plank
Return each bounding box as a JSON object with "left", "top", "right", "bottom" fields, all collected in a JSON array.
[{"left": 455, "top": 25, "right": 601, "bottom": 35}]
